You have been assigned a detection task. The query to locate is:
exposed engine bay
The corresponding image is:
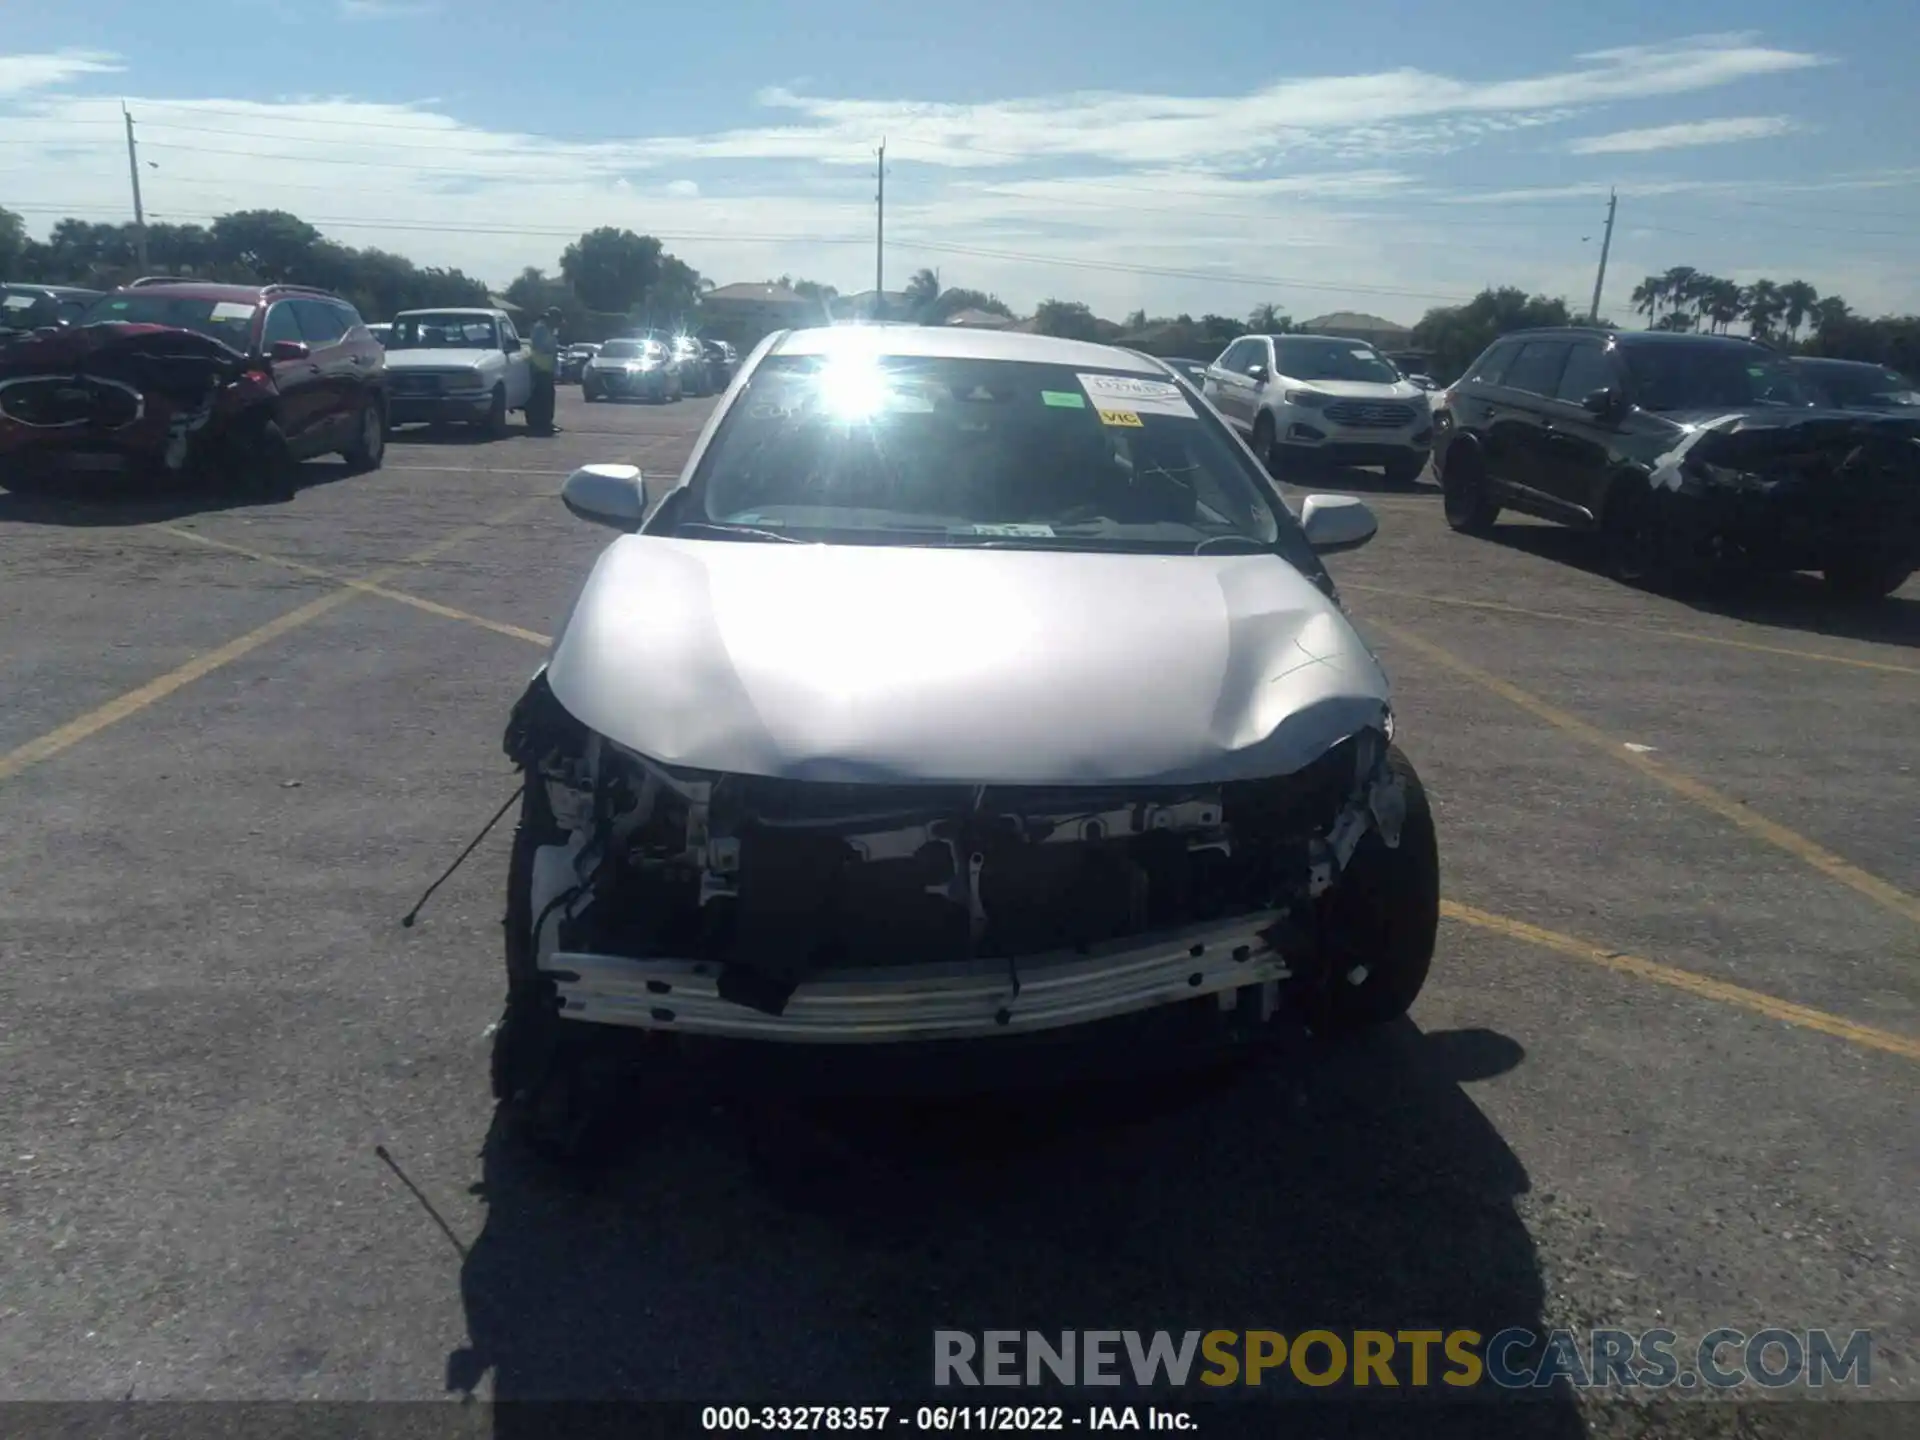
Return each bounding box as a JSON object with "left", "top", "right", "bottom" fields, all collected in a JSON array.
[{"left": 504, "top": 670, "right": 1405, "bottom": 1023}]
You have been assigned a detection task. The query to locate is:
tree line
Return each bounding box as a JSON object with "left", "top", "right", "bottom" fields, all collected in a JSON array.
[
  {"left": 6, "top": 205, "right": 1916, "bottom": 378},
  {"left": 0, "top": 206, "right": 708, "bottom": 339}
]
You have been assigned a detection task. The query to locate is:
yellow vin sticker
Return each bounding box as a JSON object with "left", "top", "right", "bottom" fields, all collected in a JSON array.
[{"left": 1098, "top": 407, "right": 1144, "bottom": 427}]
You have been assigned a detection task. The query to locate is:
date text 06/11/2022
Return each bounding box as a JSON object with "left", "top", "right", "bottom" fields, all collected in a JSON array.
[{"left": 700, "top": 1405, "right": 1194, "bottom": 1431}]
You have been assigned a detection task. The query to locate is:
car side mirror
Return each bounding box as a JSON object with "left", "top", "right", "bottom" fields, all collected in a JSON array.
[
  {"left": 1581, "top": 387, "right": 1620, "bottom": 419},
  {"left": 1247, "top": 364, "right": 1269, "bottom": 382},
  {"left": 562, "top": 463, "right": 649, "bottom": 531},
  {"left": 1299, "top": 494, "right": 1378, "bottom": 555},
  {"left": 269, "top": 340, "right": 310, "bottom": 362}
]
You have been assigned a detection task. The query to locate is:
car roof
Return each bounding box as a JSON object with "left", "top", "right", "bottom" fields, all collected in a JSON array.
[
  {"left": 770, "top": 324, "right": 1165, "bottom": 373},
  {"left": 4, "top": 282, "right": 102, "bottom": 298},
  {"left": 1268, "top": 333, "right": 1384, "bottom": 347},
  {"left": 111, "top": 282, "right": 269, "bottom": 303},
  {"left": 392, "top": 307, "right": 506, "bottom": 318},
  {"left": 1792, "top": 355, "right": 1893, "bottom": 372}
]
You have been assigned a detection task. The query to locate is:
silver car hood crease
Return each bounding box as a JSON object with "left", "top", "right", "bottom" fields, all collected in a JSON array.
[{"left": 544, "top": 537, "right": 1391, "bottom": 787}]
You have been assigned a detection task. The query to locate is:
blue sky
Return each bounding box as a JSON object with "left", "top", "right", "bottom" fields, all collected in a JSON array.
[{"left": 3, "top": 0, "right": 1915, "bottom": 323}]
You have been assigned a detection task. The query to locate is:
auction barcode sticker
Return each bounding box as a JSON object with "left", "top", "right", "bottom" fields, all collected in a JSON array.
[{"left": 1077, "top": 372, "right": 1193, "bottom": 417}]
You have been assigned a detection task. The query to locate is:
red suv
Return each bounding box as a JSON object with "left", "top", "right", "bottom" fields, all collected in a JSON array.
[{"left": 0, "top": 277, "right": 387, "bottom": 496}]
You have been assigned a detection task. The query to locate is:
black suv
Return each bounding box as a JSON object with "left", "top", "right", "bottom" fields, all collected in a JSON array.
[{"left": 1436, "top": 328, "right": 1919, "bottom": 601}]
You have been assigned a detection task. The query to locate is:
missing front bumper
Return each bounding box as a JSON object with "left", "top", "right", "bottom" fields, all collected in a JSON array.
[{"left": 544, "top": 911, "right": 1292, "bottom": 1043}]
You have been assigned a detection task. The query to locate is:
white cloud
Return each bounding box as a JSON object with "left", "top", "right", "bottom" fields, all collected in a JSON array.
[
  {"left": 1568, "top": 115, "right": 1798, "bottom": 154},
  {"left": 1, "top": 34, "right": 1909, "bottom": 320},
  {"left": 0, "top": 50, "right": 121, "bottom": 97}
]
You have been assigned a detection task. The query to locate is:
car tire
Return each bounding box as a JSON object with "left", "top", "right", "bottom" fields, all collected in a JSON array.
[
  {"left": 582, "top": 383, "right": 599, "bottom": 402},
  {"left": 1440, "top": 446, "right": 1499, "bottom": 534},
  {"left": 1250, "top": 412, "right": 1278, "bottom": 473},
  {"left": 236, "top": 415, "right": 297, "bottom": 500},
  {"left": 1317, "top": 745, "right": 1440, "bottom": 1032},
  {"left": 1384, "top": 455, "right": 1426, "bottom": 487},
  {"left": 1822, "top": 554, "right": 1914, "bottom": 603},
  {"left": 342, "top": 396, "right": 386, "bottom": 473},
  {"left": 481, "top": 386, "right": 508, "bottom": 437},
  {"left": 493, "top": 786, "right": 623, "bottom": 1166},
  {"left": 1600, "top": 478, "right": 1706, "bottom": 593}
]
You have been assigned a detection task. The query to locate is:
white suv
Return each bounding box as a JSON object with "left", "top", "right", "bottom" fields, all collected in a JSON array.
[{"left": 1204, "top": 333, "right": 1434, "bottom": 484}]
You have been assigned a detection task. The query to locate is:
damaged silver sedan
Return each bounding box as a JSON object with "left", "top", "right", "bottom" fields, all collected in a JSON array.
[{"left": 493, "top": 326, "right": 1439, "bottom": 1155}]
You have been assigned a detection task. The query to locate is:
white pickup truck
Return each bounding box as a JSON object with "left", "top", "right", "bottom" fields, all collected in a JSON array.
[{"left": 382, "top": 307, "right": 533, "bottom": 435}]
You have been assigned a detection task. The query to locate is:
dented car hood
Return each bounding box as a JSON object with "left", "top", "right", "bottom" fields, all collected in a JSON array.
[
  {"left": 543, "top": 537, "right": 1391, "bottom": 787},
  {"left": 0, "top": 322, "right": 243, "bottom": 392}
]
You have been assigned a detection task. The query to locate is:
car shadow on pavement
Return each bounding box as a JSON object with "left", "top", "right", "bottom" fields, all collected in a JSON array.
[
  {"left": 0, "top": 460, "right": 360, "bottom": 527},
  {"left": 452, "top": 1021, "right": 1585, "bottom": 1438},
  {"left": 386, "top": 422, "right": 546, "bottom": 445},
  {"left": 1483, "top": 523, "right": 1919, "bottom": 650}
]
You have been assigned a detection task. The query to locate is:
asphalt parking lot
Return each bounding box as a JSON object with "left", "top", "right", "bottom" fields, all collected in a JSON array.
[{"left": 2, "top": 388, "right": 1915, "bottom": 1434}]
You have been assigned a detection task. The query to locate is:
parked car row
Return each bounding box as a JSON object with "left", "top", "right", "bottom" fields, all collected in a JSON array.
[{"left": 579, "top": 333, "right": 736, "bottom": 403}]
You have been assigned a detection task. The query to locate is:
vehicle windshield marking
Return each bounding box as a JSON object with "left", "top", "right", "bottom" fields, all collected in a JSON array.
[
  {"left": 391, "top": 314, "right": 497, "bottom": 348},
  {"left": 682, "top": 352, "right": 1294, "bottom": 557}
]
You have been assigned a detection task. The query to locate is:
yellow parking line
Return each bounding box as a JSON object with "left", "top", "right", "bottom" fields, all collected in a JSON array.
[
  {"left": 1347, "top": 583, "right": 1919, "bottom": 678},
  {"left": 156, "top": 526, "right": 554, "bottom": 648},
  {"left": 1370, "top": 616, "right": 1920, "bottom": 929},
  {"left": 0, "top": 495, "right": 550, "bottom": 786},
  {"left": 1444, "top": 901, "right": 1920, "bottom": 1063}
]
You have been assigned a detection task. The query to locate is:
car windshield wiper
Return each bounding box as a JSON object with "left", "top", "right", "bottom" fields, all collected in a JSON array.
[{"left": 675, "top": 520, "right": 806, "bottom": 544}]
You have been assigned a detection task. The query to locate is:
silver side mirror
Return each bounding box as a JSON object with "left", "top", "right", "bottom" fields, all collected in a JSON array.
[
  {"left": 1299, "top": 494, "right": 1378, "bottom": 554},
  {"left": 561, "top": 463, "right": 648, "bottom": 530}
]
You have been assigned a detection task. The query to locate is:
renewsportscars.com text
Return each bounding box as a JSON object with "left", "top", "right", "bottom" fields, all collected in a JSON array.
[{"left": 933, "top": 1328, "right": 1872, "bottom": 1391}]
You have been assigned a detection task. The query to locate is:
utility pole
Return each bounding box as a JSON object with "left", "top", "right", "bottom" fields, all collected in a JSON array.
[
  {"left": 123, "top": 104, "right": 150, "bottom": 271},
  {"left": 874, "top": 139, "right": 886, "bottom": 320},
  {"left": 1587, "top": 187, "right": 1616, "bottom": 324}
]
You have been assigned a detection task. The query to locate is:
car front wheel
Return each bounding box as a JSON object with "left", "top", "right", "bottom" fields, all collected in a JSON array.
[
  {"left": 493, "top": 786, "right": 626, "bottom": 1164},
  {"left": 343, "top": 396, "right": 386, "bottom": 472},
  {"left": 1823, "top": 553, "right": 1914, "bottom": 603},
  {"left": 1316, "top": 745, "right": 1440, "bottom": 1032},
  {"left": 1441, "top": 446, "right": 1499, "bottom": 534}
]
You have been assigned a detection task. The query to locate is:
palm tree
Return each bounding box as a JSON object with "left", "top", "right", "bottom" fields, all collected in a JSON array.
[
  {"left": 1741, "top": 279, "right": 1783, "bottom": 340},
  {"left": 1809, "top": 295, "right": 1852, "bottom": 339},
  {"left": 903, "top": 267, "right": 941, "bottom": 319},
  {"left": 1702, "top": 277, "right": 1743, "bottom": 334},
  {"left": 1247, "top": 301, "right": 1289, "bottom": 333},
  {"left": 1777, "top": 280, "right": 1819, "bottom": 343},
  {"left": 1630, "top": 275, "right": 1667, "bottom": 327}
]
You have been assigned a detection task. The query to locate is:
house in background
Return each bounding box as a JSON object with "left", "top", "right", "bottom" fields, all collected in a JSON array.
[
  {"left": 834, "top": 289, "right": 914, "bottom": 322},
  {"left": 700, "top": 282, "right": 820, "bottom": 348},
  {"left": 943, "top": 308, "right": 1017, "bottom": 330},
  {"left": 1299, "top": 311, "right": 1414, "bottom": 349}
]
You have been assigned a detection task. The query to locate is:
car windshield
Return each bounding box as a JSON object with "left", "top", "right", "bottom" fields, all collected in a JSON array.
[
  {"left": 2, "top": 287, "right": 62, "bottom": 331},
  {"left": 600, "top": 340, "right": 652, "bottom": 360},
  {"left": 390, "top": 314, "right": 497, "bottom": 348},
  {"left": 1622, "top": 344, "right": 1821, "bottom": 410},
  {"left": 683, "top": 351, "right": 1295, "bottom": 556},
  {"left": 80, "top": 292, "right": 257, "bottom": 347},
  {"left": 1272, "top": 338, "right": 1402, "bottom": 384},
  {"left": 1800, "top": 362, "right": 1920, "bottom": 408}
]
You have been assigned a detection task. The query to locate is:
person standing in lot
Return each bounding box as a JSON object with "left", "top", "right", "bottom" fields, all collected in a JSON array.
[{"left": 528, "top": 307, "right": 561, "bottom": 434}]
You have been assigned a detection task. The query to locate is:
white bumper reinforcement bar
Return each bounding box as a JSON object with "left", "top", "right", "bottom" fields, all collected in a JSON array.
[{"left": 544, "top": 912, "right": 1293, "bottom": 1044}]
